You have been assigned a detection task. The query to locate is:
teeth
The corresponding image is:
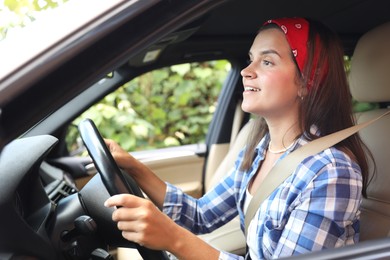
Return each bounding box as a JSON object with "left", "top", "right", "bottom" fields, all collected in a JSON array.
[{"left": 244, "top": 87, "right": 260, "bottom": 92}]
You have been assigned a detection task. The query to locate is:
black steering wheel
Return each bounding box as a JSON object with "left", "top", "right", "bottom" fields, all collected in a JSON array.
[{"left": 78, "top": 118, "right": 169, "bottom": 260}]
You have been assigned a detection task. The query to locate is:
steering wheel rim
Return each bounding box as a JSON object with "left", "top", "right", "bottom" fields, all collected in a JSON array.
[
  {"left": 78, "top": 118, "right": 169, "bottom": 260},
  {"left": 78, "top": 118, "right": 138, "bottom": 196}
]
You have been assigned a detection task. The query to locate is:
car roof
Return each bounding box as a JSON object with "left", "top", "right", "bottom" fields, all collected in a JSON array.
[
  {"left": 199, "top": 0, "right": 387, "bottom": 38},
  {"left": 123, "top": 0, "right": 389, "bottom": 74},
  {"left": 0, "top": 0, "right": 388, "bottom": 149}
]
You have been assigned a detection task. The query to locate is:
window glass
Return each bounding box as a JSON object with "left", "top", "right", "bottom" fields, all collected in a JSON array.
[{"left": 67, "top": 60, "right": 231, "bottom": 154}]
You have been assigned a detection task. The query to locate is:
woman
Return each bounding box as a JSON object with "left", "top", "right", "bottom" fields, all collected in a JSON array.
[{"left": 104, "top": 17, "right": 371, "bottom": 259}]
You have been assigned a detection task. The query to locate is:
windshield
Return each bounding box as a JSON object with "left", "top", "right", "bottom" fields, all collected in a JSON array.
[{"left": 0, "top": 0, "right": 125, "bottom": 84}]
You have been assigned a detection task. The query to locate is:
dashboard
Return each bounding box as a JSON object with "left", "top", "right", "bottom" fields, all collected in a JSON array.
[{"left": 0, "top": 135, "right": 120, "bottom": 259}]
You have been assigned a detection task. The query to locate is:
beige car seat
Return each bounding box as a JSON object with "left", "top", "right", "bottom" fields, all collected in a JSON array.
[
  {"left": 349, "top": 21, "right": 390, "bottom": 241},
  {"left": 199, "top": 119, "right": 253, "bottom": 255}
]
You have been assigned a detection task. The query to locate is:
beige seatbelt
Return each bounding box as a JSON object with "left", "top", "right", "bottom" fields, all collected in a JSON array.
[{"left": 244, "top": 110, "right": 390, "bottom": 236}]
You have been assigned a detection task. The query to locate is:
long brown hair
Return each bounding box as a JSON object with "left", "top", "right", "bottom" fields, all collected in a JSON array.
[{"left": 240, "top": 19, "right": 373, "bottom": 197}]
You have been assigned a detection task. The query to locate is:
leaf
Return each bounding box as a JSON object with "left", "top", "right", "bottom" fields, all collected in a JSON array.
[
  {"left": 164, "top": 136, "right": 180, "bottom": 146},
  {"left": 194, "top": 67, "right": 212, "bottom": 79},
  {"left": 171, "top": 63, "right": 191, "bottom": 75}
]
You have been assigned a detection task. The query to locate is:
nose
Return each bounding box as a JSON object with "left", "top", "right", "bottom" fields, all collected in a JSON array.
[{"left": 241, "top": 63, "right": 256, "bottom": 79}]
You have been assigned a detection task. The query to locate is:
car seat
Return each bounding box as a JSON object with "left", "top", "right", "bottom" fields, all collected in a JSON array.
[
  {"left": 349, "top": 21, "right": 390, "bottom": 241},
  {"left": 198, "top": 119, "right": 253, "bottom": 255}
]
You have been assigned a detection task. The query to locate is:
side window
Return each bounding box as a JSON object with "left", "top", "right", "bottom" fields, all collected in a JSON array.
[{"left": 66, "top": 60, "right": 231, "bottom": 154}]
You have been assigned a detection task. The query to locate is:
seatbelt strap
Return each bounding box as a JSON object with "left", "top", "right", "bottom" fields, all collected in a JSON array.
[{"left": 244, "top": 110, "right": 390, "bottom": 236}]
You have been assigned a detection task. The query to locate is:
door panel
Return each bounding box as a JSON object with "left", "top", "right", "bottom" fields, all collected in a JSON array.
[
  {"left": 133, "top": 144, "right": 206, "bottom": 198},
  {"left": 52, "top": 143, "right": 206, "bottom": 198}
]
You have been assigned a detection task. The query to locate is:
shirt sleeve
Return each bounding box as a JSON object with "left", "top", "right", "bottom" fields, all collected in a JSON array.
[
  {"left": 163, "top": 182, "right": 245, "bottom": 259},
  {"left": 271, "top": 160, "right": 362, "bottom": 257},
  {"left": 218, "top": 251, "right": 245, "bottom": 260},
  {"left": 162, "top": 167, "right": 240, "bottom": 234}
]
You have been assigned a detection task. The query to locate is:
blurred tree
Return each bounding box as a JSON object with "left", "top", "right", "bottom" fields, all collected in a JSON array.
[
  {"left": 0, "top": 0, "right": 69, "bottom": 41},
  {"left": 67, "top": 60, "right": 231, "bottom": 153}
]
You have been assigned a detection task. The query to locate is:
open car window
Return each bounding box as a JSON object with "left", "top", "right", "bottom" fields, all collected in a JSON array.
[{"left": 67, "top": 60, "right": 231, "bottom": 155}]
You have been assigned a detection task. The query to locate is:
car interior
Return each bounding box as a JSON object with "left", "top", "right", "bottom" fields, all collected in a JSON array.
[
  {"left": 349, "top": 21, "right": 390, "bottom": 242},
  {"left": 0, "top": 0, "right": 390, "bottom": 259},
  {"left": 116, "top": 17, "right": 390, "bottom": 259}
]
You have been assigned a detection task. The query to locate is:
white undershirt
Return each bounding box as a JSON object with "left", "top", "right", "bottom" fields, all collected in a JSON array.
[
  {"left": 243, "top": 187, "right": 253, "bottom": 212},
  {"left": 244, "top": 188, "right": 259, "bottom": 259}
]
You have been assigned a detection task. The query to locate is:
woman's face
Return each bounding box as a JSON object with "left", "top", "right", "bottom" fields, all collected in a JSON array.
[{"left": 241, "top": 28, "right": 302, "bottom": 119}]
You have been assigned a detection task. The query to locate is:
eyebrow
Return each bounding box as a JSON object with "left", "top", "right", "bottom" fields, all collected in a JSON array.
[{"left": 248, "top": 49, "right": 281, "bottom": 58}]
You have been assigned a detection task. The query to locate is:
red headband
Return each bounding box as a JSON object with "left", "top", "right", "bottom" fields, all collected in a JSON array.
[{"left": 264, "top": 17, "right": 309, "bottom": 74}]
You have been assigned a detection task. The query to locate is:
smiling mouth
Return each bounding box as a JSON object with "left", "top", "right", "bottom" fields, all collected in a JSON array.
[{"left": 244, "top": 87, "right": 261, "bottom": 92}]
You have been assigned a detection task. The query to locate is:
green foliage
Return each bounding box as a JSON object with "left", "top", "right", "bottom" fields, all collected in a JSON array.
[
  {"left": 0, "top": 0, "right": 70, "bottom": 41},
  {"left": 352, "top": 100, "right": 379, "bottom": 112},
  {"left": 67, "top": 60, "right": 231, "bottom": 153}
]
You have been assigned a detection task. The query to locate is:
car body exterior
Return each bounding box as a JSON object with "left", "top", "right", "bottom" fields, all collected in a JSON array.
[{"left": 0, "top": 0, "right": 389, "bottom": 259}]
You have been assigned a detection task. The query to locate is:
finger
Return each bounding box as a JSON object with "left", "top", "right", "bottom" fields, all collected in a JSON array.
[
  {"left": 104, "top": 138, "right": 114, "bottom": 146},
  {"left": 116, "top": 218, "right": 145, "bottom": 232},
  {"left": 121, "top": 230, "right": 145, "bottom": 246},
  {"left": 112, "top": 202, "right": 157, "bottom": 223},
  {"left": 104, "top": 194, "right": 140, "bottom": 208},
  {"left": 104, "top": 139, "right": 117, "bottom": 152},
  {"left": 111, "top": 206, "right": 142, "bottom": 222}
]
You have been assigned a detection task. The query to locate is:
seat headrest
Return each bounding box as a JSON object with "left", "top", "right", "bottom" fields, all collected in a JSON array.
[{"left": 349, "top": 22, "right": 390, "bottom": 103}]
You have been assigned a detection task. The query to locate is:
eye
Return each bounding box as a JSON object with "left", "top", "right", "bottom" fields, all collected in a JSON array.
[
  {"left": 246, "top": 59, "right": 252, "bottom": 65},
  {"left": 262, "top": 60, "right": 272, "bottom": 66}
]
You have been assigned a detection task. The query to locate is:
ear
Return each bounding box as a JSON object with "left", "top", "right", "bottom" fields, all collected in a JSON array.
[{"left": 298, "top": 87, "right": 308, "bottom": 98}]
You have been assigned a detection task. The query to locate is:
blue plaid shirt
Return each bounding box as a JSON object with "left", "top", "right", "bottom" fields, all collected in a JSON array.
[{"left": 162, "top": 132, "right": 363, "bottom": 259}]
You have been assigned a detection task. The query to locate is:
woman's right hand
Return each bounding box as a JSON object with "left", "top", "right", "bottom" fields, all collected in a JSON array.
[{"left": 105, "top": 194, "right": 220, "bottom": 259}]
